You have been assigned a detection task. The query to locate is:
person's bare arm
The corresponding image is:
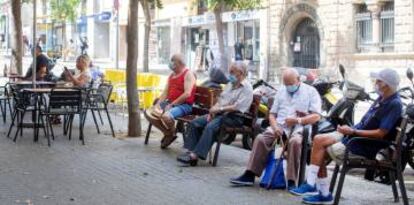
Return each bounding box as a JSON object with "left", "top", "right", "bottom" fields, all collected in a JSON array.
[
  {"left": 338, "top": 126, "right": 388, "bottom": 139},
  {"left": 67, "top": 73, "right": 88, "bottom": 87},
  {"left": 169, "top": 71, "right": 196, "bottom": 105},
  {"left": 299, "top": 113, "right": 321, "bottom": 125},
  {"left": 157, "top": 79, "right": 169, "bottom": 104},
  {"left": 269, "top": 113, "right": 283, "bottom": 136}
]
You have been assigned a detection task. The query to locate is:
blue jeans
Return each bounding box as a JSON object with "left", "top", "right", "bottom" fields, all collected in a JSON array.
[
  {"left": 159, "top": 101, "right": 192, "bottom": 120},
  {"left": 184, "top": 114, "right": 244, "bottom": 160}
]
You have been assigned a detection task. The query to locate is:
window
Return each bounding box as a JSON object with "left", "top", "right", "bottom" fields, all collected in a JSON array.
[
  {"left": 380, "top": 2, "right": 394, "bottom": 52},
  {"left": 356, "top": 4, "right": 372, "bottom": 52},
  {"left": 156, "top": 26, "right": 171, "bottom": 64}
]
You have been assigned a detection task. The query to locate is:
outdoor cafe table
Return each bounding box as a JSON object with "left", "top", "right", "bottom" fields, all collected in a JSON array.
[
  {"left": 19, "top": 87, "right": 78, "bottom": 143},
  {"left": 7, "top": 74, "right": 25, "bottom": 82},
  {"left": 12, "top": 81, "right": 56, "bottom": 89}
]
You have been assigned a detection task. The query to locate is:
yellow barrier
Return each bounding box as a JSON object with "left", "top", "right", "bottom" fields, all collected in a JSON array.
[{"left": 105, "top": 69, "right": 164, "bottom": 109}]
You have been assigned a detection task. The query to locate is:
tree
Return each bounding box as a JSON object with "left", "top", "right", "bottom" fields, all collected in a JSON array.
[
  {"left": 207, "top": 0, "right": 261, "bottom": 73},
  {"left": 11, "top": 0, "right": 23, "bottom": 74},
  {"left": 140, "top": 0, "right": 163, "bottom": 72},
  {"left": 126, "top": 0, "right": 141, "bottom": 137},
  {"left": 50, "top": 0, "right": 81, "bottom": 53}
]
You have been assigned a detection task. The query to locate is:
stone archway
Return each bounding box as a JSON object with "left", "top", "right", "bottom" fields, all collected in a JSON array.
[
  {"left": 292, "top": 18, "right": 320, "bottom": 68},
  {"left": 278, "top": 3, "right": 325, "bottom": 68}
]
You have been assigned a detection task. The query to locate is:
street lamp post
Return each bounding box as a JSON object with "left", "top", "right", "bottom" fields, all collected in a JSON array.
[{"left": 32, "top": 0, "right": 37, "bottom": 88}]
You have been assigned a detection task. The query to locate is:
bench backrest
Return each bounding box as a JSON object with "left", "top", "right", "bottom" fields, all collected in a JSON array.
[
  {"left": 244, "top": 94, "right": 261, "bottom": 126},
  {"left": 191, "top": 86, "right": 222, "bottom": 116},
  {"left": 194, "top": 86, "right": 221, "bottom": 108}
]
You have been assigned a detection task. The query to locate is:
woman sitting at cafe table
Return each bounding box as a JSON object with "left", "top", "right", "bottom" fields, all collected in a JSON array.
[{"left": 64, "top": 54, "right": 92, "bottom": 88}]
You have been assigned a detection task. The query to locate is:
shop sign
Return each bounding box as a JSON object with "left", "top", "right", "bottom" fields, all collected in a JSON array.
[
  {"left": 182, "top": 13, "right": 215, "bottom": 26},
  {"left": 222, "top": 10, "right": 260, "bottom": 22},
  {"left": 95, "top": 11, "right": 112, "bottom": 22}
]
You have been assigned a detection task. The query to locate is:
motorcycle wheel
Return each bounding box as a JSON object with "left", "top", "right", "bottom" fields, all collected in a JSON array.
[
  {"left": 242, "top": 133, "right": 257, "bottom": 150},
  {"left": 221, "top": 133, "right": 236, "bottom": 145},
  {"left": 408, "top": 150, "right": 414, "bottom": 169}
]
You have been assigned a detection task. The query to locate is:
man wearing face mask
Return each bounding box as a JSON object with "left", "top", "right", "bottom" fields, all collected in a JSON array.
[
  {"left": 291, "top": 68, "right": 402, "bottom": 205},
  {"left": 230, "top": 68, "right": 321, "bottom": 188},
  {"left": 177, "top": 61, "right": 253, "bottom": 166},
  {"left": 144, "top": 54, "right": 196, "bottom": 149}
]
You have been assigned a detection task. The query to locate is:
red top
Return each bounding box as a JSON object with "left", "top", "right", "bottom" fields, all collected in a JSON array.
[{"left": 167, "top": 69, "right": 196, "bottom": 104}]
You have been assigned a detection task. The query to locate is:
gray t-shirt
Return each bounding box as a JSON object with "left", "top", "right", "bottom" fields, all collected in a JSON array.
[{"left": 216, "top": 80, "right": 253, "bottom": 113}]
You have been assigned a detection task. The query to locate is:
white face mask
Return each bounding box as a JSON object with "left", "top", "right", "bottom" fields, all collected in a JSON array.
[{"left": 375, "top": 84, "right": 385, "bottom": 97}]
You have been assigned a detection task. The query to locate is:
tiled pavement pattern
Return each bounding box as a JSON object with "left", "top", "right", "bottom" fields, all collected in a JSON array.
[{"left": 0, "top": 111, "right": 412, "bottom": 205}]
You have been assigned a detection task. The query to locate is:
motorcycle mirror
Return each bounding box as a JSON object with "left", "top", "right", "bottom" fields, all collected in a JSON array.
[
  {"left": 339, "top": 64, "right": 345, "bottom": 79},
  {"left": 407, "top": 68, "right": 413, "bottom": 81}
]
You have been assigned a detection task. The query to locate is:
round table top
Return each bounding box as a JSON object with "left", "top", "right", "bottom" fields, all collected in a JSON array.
[{"left": 13, "top": 81, "right": 56, "bottom": 85}]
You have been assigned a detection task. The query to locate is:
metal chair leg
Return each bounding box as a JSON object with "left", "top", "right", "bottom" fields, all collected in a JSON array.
[
  {"left": 80, "top": 113, "right": 85, "bottom": 145},
  {"left": 14, "top": 110, "right": 26, "bottom": 142},
  {"left": 389, "top": 171, "right": 399, "bottom": 202},
  {"left": 90, "top": 109, "right": 100, "bottom": 134},
  {"left": 97, "top": 109, "right": 104, "bottom": 125},
  {"left": 7, "top": 109, "right": 18, "bottom": 138},
  {"left": 105, "top": 107, "right": 115, "bottom": 138},
  {"left": 212, "top": 141, "right": 221, "bottom": 167},
  {"left": 144, "top": 123, "right": 152, "bottom": 145},
  {"left": 330, "top": 165, "right": 340, "bottom": 193},
  {"left": 397, "top": 171, "right": 409, "bottom": 205},
  {"left": 334, "top": 165, "right": 348, "bottom": 205}
]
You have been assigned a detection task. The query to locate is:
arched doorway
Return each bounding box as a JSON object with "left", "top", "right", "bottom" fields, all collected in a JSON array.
[{"left": 292, "top": 18, "right": 320, "bottom": 68}]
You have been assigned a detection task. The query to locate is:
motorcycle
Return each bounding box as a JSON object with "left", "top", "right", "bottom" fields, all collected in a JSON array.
[
  {"left": 398, "top": 68, "right": 414, "bottom": 171},
  {"left": 318, "top": 65, "right": 373, "bottom": 134}
]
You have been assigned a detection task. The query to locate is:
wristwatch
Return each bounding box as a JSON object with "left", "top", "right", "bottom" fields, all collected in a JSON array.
[
  {"left": 220, "top": 106, "right": 223, "bottom": 112},
  {"left": 297, "top": 118, "right": 302, "bottom": 125}
]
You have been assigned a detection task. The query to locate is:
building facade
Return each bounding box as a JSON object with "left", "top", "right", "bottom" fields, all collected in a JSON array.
[
  {"left": 268, "top": 0, "right": 414, "bottom": 84},
  {"left": 149, "top": 0, "right": 269, "bottom": 76}
]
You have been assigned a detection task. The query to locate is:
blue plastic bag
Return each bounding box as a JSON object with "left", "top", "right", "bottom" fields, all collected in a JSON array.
[{"left": 259, "top": 150, "right": 286, "bottom": 189}]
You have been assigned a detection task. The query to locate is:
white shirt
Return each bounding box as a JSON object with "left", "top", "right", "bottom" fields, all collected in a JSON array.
[{"left": 270, "top": 83, "right": 322, "bottom": 135}]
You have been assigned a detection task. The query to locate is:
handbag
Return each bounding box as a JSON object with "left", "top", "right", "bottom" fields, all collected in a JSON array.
[{"left": 259, "top": 141, "right": 286, "bottom": 189}]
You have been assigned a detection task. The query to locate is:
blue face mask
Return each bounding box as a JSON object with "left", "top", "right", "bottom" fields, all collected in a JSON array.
[
  {"left": 228, "top": 75, "right": 237, "bottom": 84},
  {"left": 286, "top": 84, "right": 299, "bottom": 94},
  {"left": 168, "top": 62, "right": 176, "bottom": 71}
]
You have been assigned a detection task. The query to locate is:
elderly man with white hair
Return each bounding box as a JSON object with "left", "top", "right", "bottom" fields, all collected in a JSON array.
[
  {"left": 230, "top": 68, "right": 321, "bottom": 188},
  {"left": 291, "top": 68, "right": 403, "bottom": 205},
  {"left": 144, "top": 53, "right": 196, "bottom": 149},
  {"left": 177, "top": 61, "right": 253, "bottom": 166}
]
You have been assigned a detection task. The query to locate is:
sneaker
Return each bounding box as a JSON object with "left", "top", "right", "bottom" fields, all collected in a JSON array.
[
  {"left": 229, "top": 174, "right": 254, "bottom": 186},
  {"left": 289, "top": 183, "right": 318, "bottom": 196},
  {"left": 303, "top": 192, "right": 334, "bottom": 205}
]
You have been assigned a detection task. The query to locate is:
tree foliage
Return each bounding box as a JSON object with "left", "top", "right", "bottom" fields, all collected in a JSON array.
[
  {"left": 50, "top": 0, "right": 81, "bottom": 23},
  {"left": 207, "top": 0, "right": 261, "bottom": 11}
]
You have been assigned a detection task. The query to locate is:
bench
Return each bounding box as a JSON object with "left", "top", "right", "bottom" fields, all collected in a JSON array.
[
  {"left": 144, "top": 86, "right": 221, "bottom": 145},
  {"left": 212, "top": 94, "right": 261, "bottom": 166}
]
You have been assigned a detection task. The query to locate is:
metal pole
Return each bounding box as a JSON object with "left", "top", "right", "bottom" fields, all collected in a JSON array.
[
  {"left": 115, "top": 11, "right": 119, "bottom": 69},
  {"left": 32, "top": 0, "right": 37, "bottom": 88}
]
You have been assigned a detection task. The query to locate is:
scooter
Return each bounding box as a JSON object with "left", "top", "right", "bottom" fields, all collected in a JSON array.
[
  {"left": 318, "top": 65, "right": 373, "bottom": 134},
  {"left": 398, "top": 68, "right": 414, "bottom": 171}
]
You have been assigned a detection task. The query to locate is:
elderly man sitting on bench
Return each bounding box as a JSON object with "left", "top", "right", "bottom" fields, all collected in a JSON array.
[
  {"left": 291, "top": 68, "right": 402, "bottom": 205},
  {"left": 144, "top": 54, "right": 196, "bottom": 149},
  {"left": 177, "top": 61, "right": 253, "bottom": 166}
]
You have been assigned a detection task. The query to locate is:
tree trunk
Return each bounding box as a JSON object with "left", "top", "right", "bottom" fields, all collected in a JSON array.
[
  {"left": 214, "top": 4, "right": 228, "bottom": 74},
  {"left": 11, "top": 0, "right": 23, "bottom": 75},
  {"left": 126, "top": 0, "right": 141, "bottom": 137},
  {"left": 141, "top": 0, "right": 151, "bottom": 73},
  {"left": 62, "top": 22, "right": 66, "bottom": 57}
]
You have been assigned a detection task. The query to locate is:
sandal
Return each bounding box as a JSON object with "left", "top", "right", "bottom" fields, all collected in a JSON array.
[
  {"left": 160, "top": 135, "right": 177, "bottom": 149},
  {"left": 177, "top": 153, "right": 198, "bottom": 166}
]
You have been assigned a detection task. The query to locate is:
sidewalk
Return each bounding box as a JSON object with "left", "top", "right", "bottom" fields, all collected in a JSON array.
[{"left": 0, "top": 110, "right": 412, "bottom": 205}]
